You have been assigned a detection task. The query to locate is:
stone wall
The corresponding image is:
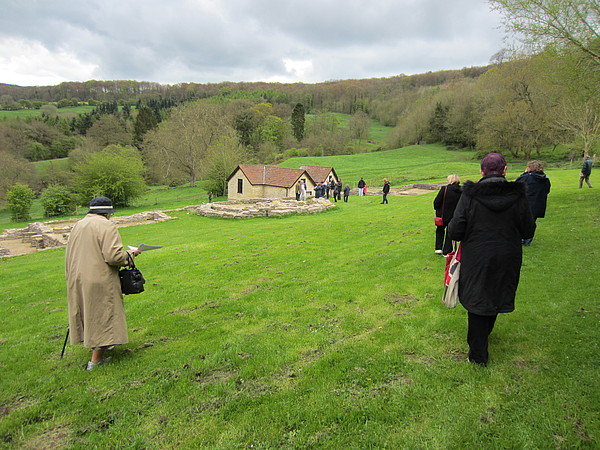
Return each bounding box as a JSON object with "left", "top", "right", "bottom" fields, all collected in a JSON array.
[
  {"left": 0, "top": 222, "right": 70, "bottom": 249},
  {"left": 188, "top": 198, "right": 336, "bottom": 219},
  {"left": 352, "top": 183, "right": 442, "bottom": 195},
  {"left": 0, "top": 211, "right": 175, "bottom": 258}
]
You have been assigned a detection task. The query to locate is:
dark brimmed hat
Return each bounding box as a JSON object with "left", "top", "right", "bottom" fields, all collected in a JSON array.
[
  {"left": 88, "top": 196, "right": 114, "bottom": 215},
  {"left": 480, "top": 153, "right": 507, "bottom": 176}
]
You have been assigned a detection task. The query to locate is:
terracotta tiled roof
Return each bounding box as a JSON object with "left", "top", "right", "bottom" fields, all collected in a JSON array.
[
  {"left": 236, "top": 165, "right": 306, "bottom": 188},
  {"left": 300, "top": 165, "right": 337, "bottom": 183}
]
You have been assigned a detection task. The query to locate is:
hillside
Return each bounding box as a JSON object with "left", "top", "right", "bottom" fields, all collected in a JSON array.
[{"left": 0, "top": 149, "right": 598, "bottom": 447}]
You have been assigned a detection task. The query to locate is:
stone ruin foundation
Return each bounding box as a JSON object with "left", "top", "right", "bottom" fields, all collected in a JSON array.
[
  {"left": 352, "top": 183, "right": 442, "bottom": 196},
  {"left": 0, "top": 184, "right": 439, "bottom": 257},
  {"left": 0, "top": 211, "right": 174, "bottom": 258},
  {"left": 187, "top": 197, "right": 336, "bottom": 219}
]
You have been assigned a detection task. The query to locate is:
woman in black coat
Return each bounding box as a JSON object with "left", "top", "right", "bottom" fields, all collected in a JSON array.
[
  {"left": 433, "top": 174, "right": 462, "bottom": 255},
  {"left": 448, "top": 153, "right": 535, "bottom": 366},
  {"left": 515, "top": 160, "right": 551, "bottom": 246}
]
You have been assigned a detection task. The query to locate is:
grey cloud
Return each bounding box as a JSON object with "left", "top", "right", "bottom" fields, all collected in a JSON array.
[{"left": 0, "top": 0, "right": 504, "bottom": 85}]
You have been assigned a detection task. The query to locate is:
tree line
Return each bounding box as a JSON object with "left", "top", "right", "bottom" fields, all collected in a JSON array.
[{"left": 1, "top": 0, "right": 598, "bottom": 218}]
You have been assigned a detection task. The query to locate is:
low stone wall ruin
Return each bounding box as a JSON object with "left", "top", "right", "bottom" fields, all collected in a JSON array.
[
  {"left": 0, "top": 211, "right": 174, "bottom": 258},
  {"left": 187, "top": 198, "right": 336, "bottom": 219},
  {"left": 354, "top": 183, "right": 442, "bottom": 195}
]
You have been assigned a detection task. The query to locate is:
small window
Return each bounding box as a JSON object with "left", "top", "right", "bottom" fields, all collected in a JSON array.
[{"left": 237, "top": 179, "right": 243, "bottom": 194}]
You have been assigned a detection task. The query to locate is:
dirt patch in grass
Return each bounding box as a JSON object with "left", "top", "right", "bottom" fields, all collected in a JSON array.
[
  {"left": 21, "top": 426, "right": 71, "bottom": 450},
  {"left": 0, "top": 396, "right": 31, "bottom": 418},
  {"left": 405, "top": 352, "right": 436, "bottom": 365},
  {"left": 0, "top": 238, "right": 36, "bottom": 256},
  {"left": 194, "top": 369, "right": 237, "bottom": 384},
  {"left": 446, "top": 349, "right": 468, "bottom": 362},
  {"left": 386, "top": 293, "right": 418, "bottom": 305},
  {"left": 572, "top": 417, "right": 594, "bottom": 443},
  {"left": 301, "top": 348, "right": 323, "bottom": 363},
  {"left": 514, "top": 359, "right": 540, "bottom": 370},
  {"left": 169, "top": 301, "right": 219, "bottom": 314}
]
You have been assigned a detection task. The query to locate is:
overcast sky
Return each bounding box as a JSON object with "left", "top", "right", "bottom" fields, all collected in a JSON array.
[{"left": 0, "top": 0, "right": 506, "bottom": 87}]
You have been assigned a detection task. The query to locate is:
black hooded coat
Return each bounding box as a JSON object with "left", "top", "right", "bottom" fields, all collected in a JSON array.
[
  {"left": 433, "top": 183, "right": 462, "bottom": 223},
  {"left": 447, "top": 176, "right": 536, "bottom": 315},
  {"left": 515, "top": 171, "right": 551, "bottom": 218}
]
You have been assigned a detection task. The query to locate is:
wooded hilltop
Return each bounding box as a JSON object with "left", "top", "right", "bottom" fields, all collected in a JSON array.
[{"left": 1, "top": 0, "right": 599, "bottom": 215}]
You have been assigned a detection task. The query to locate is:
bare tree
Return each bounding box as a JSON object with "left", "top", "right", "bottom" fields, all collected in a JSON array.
[
  {"left": 556, "top": 99, "right": 600, "bottom": 156},
  {"left": 143, "top": 101, "right": 234, "bottom": 187},
  {"left": 490, "top": 0, "right": 600, "bottom": 65}
]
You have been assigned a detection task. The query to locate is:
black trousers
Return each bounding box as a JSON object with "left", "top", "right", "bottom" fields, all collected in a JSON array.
[
  {"left": 467, "top": 312, "right": 497, "bottom": 366},
  {"left": 435, "top": 225, "right": 453, "bottom": 255}
]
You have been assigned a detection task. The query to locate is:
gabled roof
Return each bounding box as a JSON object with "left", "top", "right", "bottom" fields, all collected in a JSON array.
[
  {"left": 228, "top": 165, "right": 313, "bottom": 188},
  {"left": 300, "top": 165, "right": 338, "bottom": 183}
]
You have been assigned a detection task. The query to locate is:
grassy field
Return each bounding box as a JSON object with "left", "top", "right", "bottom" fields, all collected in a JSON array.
[
  {"left": 283, "top": 144, "right": 490, "bottom": 188},
  {"left": 0, "top": 148, "right": 598, "bottom": 448},
  {"left": 0, "top": 106, "right": 96, "bottom": 120}
]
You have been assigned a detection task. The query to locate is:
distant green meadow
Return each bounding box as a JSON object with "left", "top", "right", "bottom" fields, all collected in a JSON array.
[
  {"left": 0, "top": 106, "right": 96, "bottom": 119},
  {"left": 0, "top": 147, "right": 598, "bottom": 448}
]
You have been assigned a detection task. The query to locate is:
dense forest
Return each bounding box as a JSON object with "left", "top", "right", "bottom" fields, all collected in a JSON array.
[{"left": 1, "top": 0, "right": 598, "bottom": 216}]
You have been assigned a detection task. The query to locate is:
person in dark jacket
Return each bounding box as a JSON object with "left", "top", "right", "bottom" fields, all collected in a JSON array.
[
  {"left": 381, "top": 178, "right": 391, "bottom": 204},
  {"left": 314, "top": 183, "right": 324, "bottom": 198},
  {"left": 343, "top": 184, "right": 350, "bottom": 202},
  {"left": 579, "top": 155, "right": 593, "bottom": 188},
  {"left": 433, "top": 174, "right": 462, "bottom": 255},
  {"left": 448, "top": 153, "right": 535, "bottom": 366},
  {"left": 358, "top": 178, "right": 365, "bottom": 196},
  {"left": 516, "top": 160, "right": 551, "bottom": 246}
]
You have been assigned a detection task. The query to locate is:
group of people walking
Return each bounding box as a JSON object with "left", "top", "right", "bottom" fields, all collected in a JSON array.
[
  {"left": 301, "top": 176, "right": 389, "bottom": 203},
  {"left": 66, "top": 153, "right": 591, "bottom": 371},
  {"left": 308, "top": 177, "right": 345, "bottom": 201},
  {"left": 433, "top": 153, "right": 556, "bottom": 365}
]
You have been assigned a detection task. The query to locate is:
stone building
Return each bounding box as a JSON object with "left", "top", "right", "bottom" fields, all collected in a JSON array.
[
  {"left": 227, "top": 165, "right": 317, "bottom": 200},
  {"left": 300, "top": 165, "right": 339, "bottom": 187}
]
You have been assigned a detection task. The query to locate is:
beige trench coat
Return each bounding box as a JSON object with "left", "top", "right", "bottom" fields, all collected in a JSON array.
[{"left": 65, "top": 214, "right": 134, "bottom": 348}]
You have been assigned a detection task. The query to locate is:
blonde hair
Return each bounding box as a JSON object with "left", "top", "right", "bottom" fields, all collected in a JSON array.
[{"left": 447, "top": 174, "right": 461, "bottom": 184}]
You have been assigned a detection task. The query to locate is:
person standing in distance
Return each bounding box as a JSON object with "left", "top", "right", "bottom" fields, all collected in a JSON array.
[
  {"left": 579, "top": 154, "right": 593, "bottom": 188},
  {"left": 516, "top": 160, "right": 551, "bottom": 246},
  {"left": 299, "top": 180, "right": 307, "bottom": 201},
  {"left": 448, "top": 153, "right": 535, "bottom": 366},
  {"left": 65, "top": 197, "right": 141, "bottom": 370},
  {"left": 381, "top": 178, "right": 390, "bottom": 204},
  {"left": 358, "top": 177, "right": 365, "bottom": 196}
]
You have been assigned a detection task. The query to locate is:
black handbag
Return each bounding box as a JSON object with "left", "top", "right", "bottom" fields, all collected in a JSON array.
[{"left": 119, "top": 254, "right": 145, "bottom": 295}]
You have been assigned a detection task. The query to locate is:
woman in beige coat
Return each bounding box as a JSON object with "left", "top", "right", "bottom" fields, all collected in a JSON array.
[{"left": 65, "top": 197, "right": 140, "bottom": 370}]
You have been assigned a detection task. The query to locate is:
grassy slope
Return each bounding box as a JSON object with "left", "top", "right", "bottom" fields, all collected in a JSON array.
[
  {"left": 0, "top": 149, "right": 598, "bottom": 448},
  {"left": 282, "top": 144, "right": 481, "bottom": 187},
  {"left": 0, "top": 106, "right": 96, "bottom": 119}
]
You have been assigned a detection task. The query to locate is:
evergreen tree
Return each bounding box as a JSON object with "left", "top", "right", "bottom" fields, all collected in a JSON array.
[
  {"left": 428, "top": 102, "right": 450, "bottom": 144},
  {"left": 291, "top": 103, "right": 305, "bottom": 141},
  {"left": 133, "top": 105, "right": 159, "bottom": 148}
]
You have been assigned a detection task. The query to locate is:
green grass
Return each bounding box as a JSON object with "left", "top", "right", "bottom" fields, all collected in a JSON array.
[
  {"left": 0, "top": 184, "right": 217, "bottom": 232},
  {"left": 32, "top": 157, "right": 72, "bottom": 173},
  {"left": 282, "top": 144, "right": 484, "bottom": 187},
  {"left": 0, "top": 106, "right": 96, "bottom": 119},
  {"left": 0, "top": 150, "right": 598, "bottom": 448}
]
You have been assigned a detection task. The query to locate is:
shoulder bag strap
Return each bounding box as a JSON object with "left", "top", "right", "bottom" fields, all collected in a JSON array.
[{"left": 441, "top": 186, "right": 448, "bottom": 217}]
